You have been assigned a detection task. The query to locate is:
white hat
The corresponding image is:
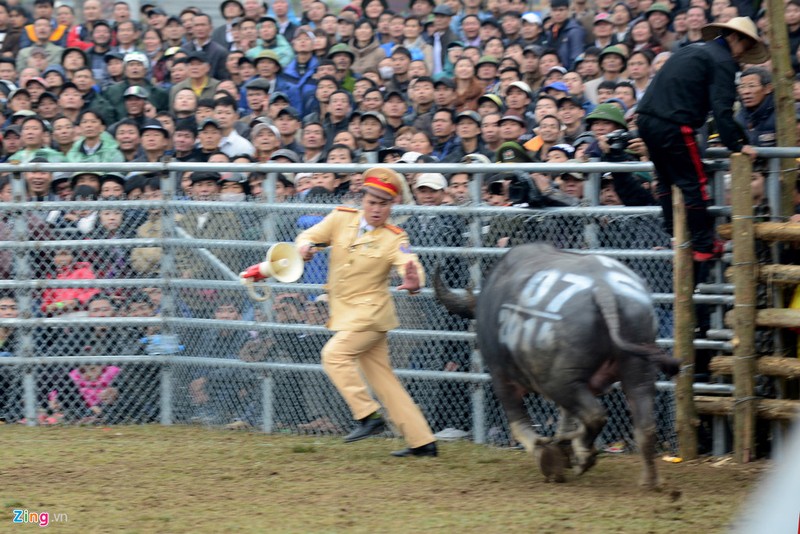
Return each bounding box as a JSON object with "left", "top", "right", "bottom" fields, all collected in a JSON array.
[
  {"left": 522, "top": 12, "right": 542, "bottom": 25},
  {"left": 414, "top": 173, "right": 448, "bottom": 190},
  {"left": 398, "top": 151, "right": 423, "bottom": 164},
  {"left": 701, "top": 17, "right": 768, "bottom": 64},
  {"left": 123, "top": 52, "right": 150, "bottom": 69}
]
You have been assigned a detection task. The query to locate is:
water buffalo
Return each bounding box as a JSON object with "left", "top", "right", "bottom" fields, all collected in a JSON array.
[{"left": 435, "top": 243, "right": 677, "bottom": 488}]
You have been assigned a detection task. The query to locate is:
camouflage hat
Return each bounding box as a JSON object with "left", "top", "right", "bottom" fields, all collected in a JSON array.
[
  {"left": 254, "top": 50, "right": 282, "bottom": 71},
  {"left": 497, "top": 141, "right": 532, "bottom": 163},
  {"left": 585, "top": 103, "right": 627, "bottom": 129},
  {"left": 327, "top": 43, "right": 355, "bottom": 61}
]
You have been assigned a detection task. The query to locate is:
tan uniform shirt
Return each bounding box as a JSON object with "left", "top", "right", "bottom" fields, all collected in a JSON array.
[{"left": 295, "top": 207, "right": 425, "bottom": 332}]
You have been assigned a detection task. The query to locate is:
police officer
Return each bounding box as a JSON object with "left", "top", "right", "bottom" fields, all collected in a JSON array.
[
  {"left": 637, "top": 17, "right": 767, "bottom": 262},
  {"left": 295, "top": 167, "right": 438, "bottom": 457}
]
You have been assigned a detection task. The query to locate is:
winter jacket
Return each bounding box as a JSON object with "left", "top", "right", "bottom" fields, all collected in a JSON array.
[
  {"left": 40, "top": 262, "right": 100, "bottom": 313},
  {"left": 736, "top": 92, "right": 776, "bottom": 147},
  {"left": 65, "top": 132, "right": 124, "bottom": 163},
  {"left": 349, "top": 38, "right": 386, "bottom": 75}
]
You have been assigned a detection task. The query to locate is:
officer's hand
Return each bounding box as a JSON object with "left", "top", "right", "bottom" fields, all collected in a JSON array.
[
  {"left": 397, "top": 260, "right": 420, "bottom": 294},
  {"left": 298, "top": 243, "right": 317, "bottom": 261},
  {"left": 741, "top": 145, "right": 758, "bottom": 161}
]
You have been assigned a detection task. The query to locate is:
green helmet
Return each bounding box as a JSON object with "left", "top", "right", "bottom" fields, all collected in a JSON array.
[
  {"left": 327, "top": 43, "right": 355, "bottom": 61},
  {"left": 598, "top": 45, "right": 627, "bottom": 68},
  {"left": 585, "top": 103, "right": 627, "bottom": 129},
  {"left": 254, "top": 50, "right": 282, "bottom": 71}
]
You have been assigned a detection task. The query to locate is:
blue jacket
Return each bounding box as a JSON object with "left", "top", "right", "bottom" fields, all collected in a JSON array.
[
  {"left": 238, "top": 74, "right": 299, "bottom": 114},
  {"left": 282, "top": 55, "right": 320, "bottom": 116},
  {"left": 547, "top": 19, "right": 586, "bottom": 70}
]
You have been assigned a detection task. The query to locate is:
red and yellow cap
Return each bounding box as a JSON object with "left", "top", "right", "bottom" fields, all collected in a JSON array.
[{"left": 362, "top": 167, "right": 403, "bottom": 200}]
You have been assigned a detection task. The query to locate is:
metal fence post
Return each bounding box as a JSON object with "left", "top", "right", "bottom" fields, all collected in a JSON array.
[
  {"left": 11, "top": 172, "right": 37, "bottom": 425},
  {"left": 470, "top": 349, "right": 486, "bottom": 444},
  {"left": 262, "top": 374, "right": 274, "bottom": 433},
  {"left": 160, "top": 364, "right": 173, "bottom": 425},
  {"left": 158, "top": 171, "right": 179, "bottom": 425}
]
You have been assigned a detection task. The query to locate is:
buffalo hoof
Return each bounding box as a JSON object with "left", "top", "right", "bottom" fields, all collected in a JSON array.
[
  {"left": 574, "top": 449, "right": 599, "bottom": 476},
  {"left": 535, "top": 444, "right": 567, "bottom": 483}
]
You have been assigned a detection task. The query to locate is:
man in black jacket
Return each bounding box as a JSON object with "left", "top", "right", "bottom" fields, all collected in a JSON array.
[{"left": 637, "top": 17, "right": 767, "bottom": 262}]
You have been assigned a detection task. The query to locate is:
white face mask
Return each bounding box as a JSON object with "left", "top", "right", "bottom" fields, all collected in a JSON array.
[
  {"left": 219, "top": 192, "right": 246, "bottom": 202},
  {"left": 379, "top": 66, "right": 394, "bottom": 80}
]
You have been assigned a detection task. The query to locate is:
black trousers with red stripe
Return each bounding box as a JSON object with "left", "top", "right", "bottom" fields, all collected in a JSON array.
[{"left": 638, "top": 114, "right": 715, "bottom": 253}]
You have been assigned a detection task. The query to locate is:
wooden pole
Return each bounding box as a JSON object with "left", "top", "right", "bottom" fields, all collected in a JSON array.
[
  {"left": 709, "top": 355, "right": 800, "bottom": 379},
  {"left": 766, "top": 0, "right": 798, "bottom": 217},
  {"left": 672, "top": 186, "right": 698, "bottom": 459},
  {"left": 695, "top": 396, "right": 800, "bottom": 420},
  {"left": 718, "top": 222, "right": 800, "bottom": 241},
  {"left": 724, "top": 264, "right": 800, "bottom": 285},
  {"left": 730, "top": 153, "right": 758, "bottom": 463},
  {"left": 724, "top": 308, "right": 800, "bottom": 329}
]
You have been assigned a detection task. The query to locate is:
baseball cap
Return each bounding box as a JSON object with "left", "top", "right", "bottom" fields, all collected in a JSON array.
[
  {"left": 124, "top": 52, "right": 150, "bottom": 69},
  {"left": 270, "top": 149, "right": 300, "bottom": 163},
  {"left": 498, "top": 114, "right": 526, "bottom": 126},
  {"left": 544, "top": 81, "right": 569, "bottom": 93},
  {"left": 507, "top": 81, "right": 532, "bottom": 96},
  {"left": 455, "top": 110, "right": 482, "bottom": 125},
  {"left": 197, "top": 117, "right": 221, "bottom": 131},
  {"left": 251, "top": 122, "right": 280, "bottom": 138},
  {"left": 522, "top": 12, "right": 542, "bottom": 25},
  {"left": 276, "top": 106, "right": 300, "bottom": 120},
  {"left": 124, "top": 85, "right": 149, "bottom": 99},
  {"left": 432, "top": 4, "right": 454, "bottom": 16},
  {"left": 414, "top": 173, "right": 447, "bottom": 190},
  {"left": 360, "top": 111, "right": 387, "bottom": 127}
]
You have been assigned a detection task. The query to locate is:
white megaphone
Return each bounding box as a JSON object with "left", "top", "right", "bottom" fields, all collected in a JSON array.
[{"left": 240, "top": 243, "right": 304, "bottom": 301}]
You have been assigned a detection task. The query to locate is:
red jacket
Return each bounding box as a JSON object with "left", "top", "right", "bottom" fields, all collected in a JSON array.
[{"left": 40, "top": 262, "right": 100, "bottom": 313}]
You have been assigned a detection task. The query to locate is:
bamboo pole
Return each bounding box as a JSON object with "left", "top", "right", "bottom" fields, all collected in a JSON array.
[
  {"left": 718, "top": 222, "right": 800, "bottom": 241},
  {"left": 695, "top": 396, "right": 800, "bottom": 420},
  {"left": 672, "top": 186, "right": 698, "bottom": 459},
  {"left": 730, "top": 153, "right": 758, "bottom": 463},
  {"left": 766, "top": 0, "right": 798, "bottom": 217},
  {"left": 709, "top": 355, "right": 800, "bottom": 379},
  {"left": 725, "top": 264, "right": 800, "bottom": 285},
  {"left": 724, "top": 308, "right": 800, "bottom": 329}
]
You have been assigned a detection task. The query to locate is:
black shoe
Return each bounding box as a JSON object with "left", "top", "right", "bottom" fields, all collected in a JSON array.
[
  {"left": 343, "top": 416, "right": 385, "bottom": 443},
  {"left": 391, "top": 442, "right": 438, "bottom": 457}
]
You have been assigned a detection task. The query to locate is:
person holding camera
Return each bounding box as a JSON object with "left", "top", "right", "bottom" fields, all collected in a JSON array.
[
  {"left": 636, "top": 17, "right": 767, "bottom": 262},
  {"left": 583, "top": 103, "right": 656, "bottom": 207}
]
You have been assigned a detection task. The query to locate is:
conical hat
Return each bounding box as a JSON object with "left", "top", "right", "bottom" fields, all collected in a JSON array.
[{"left": 701, "top": 17, "right": 768, "bottom": 64}]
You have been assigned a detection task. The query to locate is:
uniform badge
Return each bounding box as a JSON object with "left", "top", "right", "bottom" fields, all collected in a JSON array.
[{"left": 400, "top": 243, "right": 411, "bottom": 254}]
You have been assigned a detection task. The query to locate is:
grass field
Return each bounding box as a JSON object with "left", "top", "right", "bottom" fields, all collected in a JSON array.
[{"left": 0, "top": 425, "right": 768, "bottom": 533}]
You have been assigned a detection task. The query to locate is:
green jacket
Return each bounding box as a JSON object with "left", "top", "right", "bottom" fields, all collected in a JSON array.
[
  {"left": 8, "top": 147, "right": 65, "bottom": 163},
  {"left": 245, "top": 34, "right": 295, "bottom": 67},
  {"left": 65, "top": 132, "right": 125, "bottom": 163},
  {"left": 102, "top": 79, "right": 169, "bottom": 123}
]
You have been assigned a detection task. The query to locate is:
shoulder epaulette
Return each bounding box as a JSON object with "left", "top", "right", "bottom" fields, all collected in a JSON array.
[
  {"left": 336, "top": 206, "right": 358, "bottom": 213},
  {"left": 385, "top": 224, "right": 403, "bottom": 235}
]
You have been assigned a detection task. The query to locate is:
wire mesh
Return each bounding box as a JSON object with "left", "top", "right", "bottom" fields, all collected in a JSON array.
[{"left": 0, "top": 195, "right": 680, "bottom": 451}]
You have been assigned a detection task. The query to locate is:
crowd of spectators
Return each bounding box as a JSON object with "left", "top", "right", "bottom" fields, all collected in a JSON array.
[{"left": 0, "top": 0, "right": 789, "bottom": 432}]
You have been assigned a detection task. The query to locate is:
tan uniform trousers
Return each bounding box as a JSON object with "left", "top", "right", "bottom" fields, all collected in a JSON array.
[{"left": 322, "top": 330, "right": 435, "bottom": 448}]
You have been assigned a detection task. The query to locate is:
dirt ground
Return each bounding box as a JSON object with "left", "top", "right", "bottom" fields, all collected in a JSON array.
[{"left": 0, "top": 425, "right": 769, "bottom": 533}]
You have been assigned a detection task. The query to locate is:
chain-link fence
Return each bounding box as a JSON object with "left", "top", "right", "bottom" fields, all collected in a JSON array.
[{"left": 0, "top": 165, "right": 698, "bottom": 453}]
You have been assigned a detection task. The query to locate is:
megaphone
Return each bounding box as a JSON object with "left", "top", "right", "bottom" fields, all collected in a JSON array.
[{"left": 240, "top": 243, "right": 304, "bottom": 301}]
